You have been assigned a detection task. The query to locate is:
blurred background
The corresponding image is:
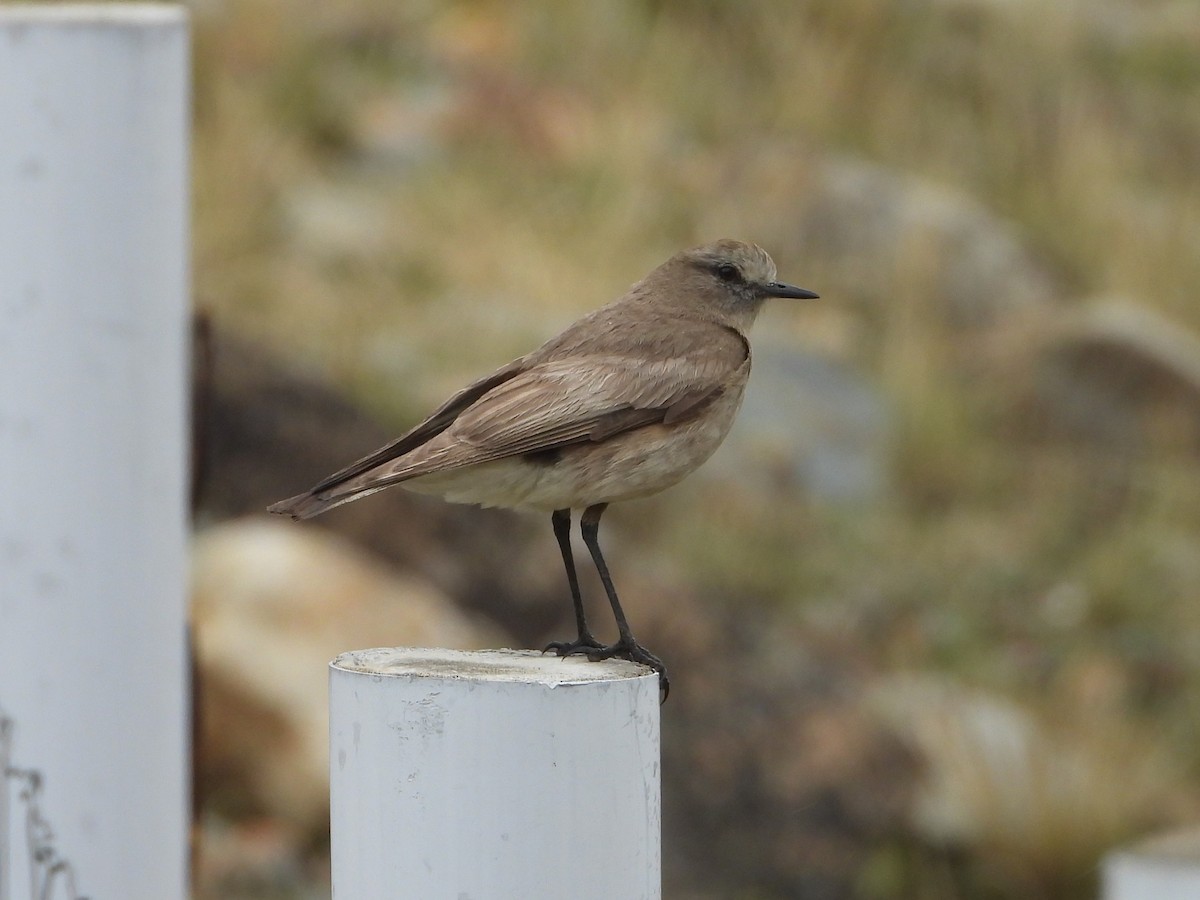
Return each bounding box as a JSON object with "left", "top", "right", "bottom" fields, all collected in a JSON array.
[{"left": 182, "top": 0, "right": 1200, "bottom": 897}]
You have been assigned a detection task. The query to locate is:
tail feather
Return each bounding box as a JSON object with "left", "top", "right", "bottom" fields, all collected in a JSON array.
[
  {"left": 267, "top": 482, "right": 395, "bottom": 520},
  {"left": 266, "top": 491, "right": 334, "bottom": 520}
]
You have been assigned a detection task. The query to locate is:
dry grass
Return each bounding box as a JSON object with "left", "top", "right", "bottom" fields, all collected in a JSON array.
[{"left": 191, "top": 0, "right": 1200, "bottom": 356}]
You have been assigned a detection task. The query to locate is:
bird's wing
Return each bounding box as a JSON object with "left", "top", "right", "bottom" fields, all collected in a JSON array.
[
  {"left": 382, "top": 321, "right": 750, "bottom": 476},
  {"left": 268, "top": 355, "right": 529, "bottom": 512},
  {"left": 445, "top": 352, "right": 733, "bottom": 460}
]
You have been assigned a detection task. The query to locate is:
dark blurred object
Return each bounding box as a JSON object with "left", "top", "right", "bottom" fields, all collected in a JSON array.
[
  {"left": 658, "top": 604, "right": 919, "bottom": 900},
  {"left": 193, "top": 815, "right": 324, "bottom": 900},
  {"left": 191, "top": 314, "right": 563, "bottom": 641}
]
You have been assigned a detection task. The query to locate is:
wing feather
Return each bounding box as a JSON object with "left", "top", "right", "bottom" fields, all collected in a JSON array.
[
  {"left": 440, "top": 335, "right": 747, "bottom": 463},
  {"left": 272, "top": 355, "right": 529, "bottom": 507}
]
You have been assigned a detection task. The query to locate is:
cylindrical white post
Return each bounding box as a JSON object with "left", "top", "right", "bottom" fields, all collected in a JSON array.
[
  {"left": 330, "top": 648, "right": 661, "bottom": 900},
  {"left": 0, "top": 6, "right": 189, "bottom": 900},
  {"left": 1103, "top": 828, "right": 1200, "bottom": 900}
]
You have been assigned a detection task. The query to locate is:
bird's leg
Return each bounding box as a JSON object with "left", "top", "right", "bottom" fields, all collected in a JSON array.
[
  {"left": 543, "top": 508, "right": 604, "bottom": 656},
  {"left": 578, "top": 503, "right": 670, "bottom": 699}
]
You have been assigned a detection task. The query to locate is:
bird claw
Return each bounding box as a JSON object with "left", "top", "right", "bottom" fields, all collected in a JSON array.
[
  {"left": 544, "top": 637, "right": 670, "bottom": 702},
  {"left": 587, "top": 640, "right": 671, "bottom": 702},
  {"left": 542, "top": 635, "right": 605, "bottom": 657}
]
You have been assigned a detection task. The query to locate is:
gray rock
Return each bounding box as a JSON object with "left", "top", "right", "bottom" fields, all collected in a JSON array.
[
  {"left": 790, "top": 158, "right": 1063, "bottom": 328},
  {"left": 280, "top": 182, "right": 392, "bottom": 260},
  {"left": 707, "top": 344, "right": 892, "bottom": 504},
  {"left": 870, "top": 672, "right": 1186, "bottom": 872},
  {"left": 1032, "top": 299, "right": 1200, "bottom": 452}
]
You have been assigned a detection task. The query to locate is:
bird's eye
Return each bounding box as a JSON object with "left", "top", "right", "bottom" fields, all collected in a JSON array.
[{"left": 716, "top": 264, "right": 741, "bottom": 283}]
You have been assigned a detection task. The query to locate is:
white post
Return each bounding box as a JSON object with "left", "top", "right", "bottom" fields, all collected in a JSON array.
[
  {"left": 1103, "top": 828, "right": 1200, "bottom": 900},
  {"left": 0, "top": 6, "right": 189, "bottom": 900},
  {"left": 330, "top": 648, "right": 661, "bottom": 900}
]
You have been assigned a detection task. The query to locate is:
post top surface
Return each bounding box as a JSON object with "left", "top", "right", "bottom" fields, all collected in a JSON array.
[
  {"left": 331, "top": 647, "right": 652, "bottom": 686},
  {"left": 0, "top": 4, "right": 184, "bottom": 26}
]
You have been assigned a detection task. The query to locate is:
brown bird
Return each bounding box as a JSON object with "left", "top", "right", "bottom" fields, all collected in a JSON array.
[{"left": 269, "top": 239, "right": 818, "bottom": 696}]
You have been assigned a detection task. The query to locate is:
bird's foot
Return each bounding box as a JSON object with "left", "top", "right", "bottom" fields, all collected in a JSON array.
[
  {"left": 544, "top": 635, "right": 670, "bottom": 701},
  {"left": 542, "top": 633, "right": 605, "bottom": 657},
  {"left": 585, "top": 640, "right": 670, "bottom": 701}
]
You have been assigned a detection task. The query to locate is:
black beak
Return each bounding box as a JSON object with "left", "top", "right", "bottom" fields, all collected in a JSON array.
[{"left": 763, "top": 281, "right": 819, "bottom": 300}]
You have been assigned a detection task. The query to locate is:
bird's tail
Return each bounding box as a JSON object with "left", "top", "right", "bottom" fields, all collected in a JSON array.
[
  {"left": 266, "top": 483, "right": 390, "bottom": 520},
  {"left": 268, "top": 439, "right": 470, "bottom": 520},
  {"left": 266, "top": 491, "right": 335, "bottom": 520}
]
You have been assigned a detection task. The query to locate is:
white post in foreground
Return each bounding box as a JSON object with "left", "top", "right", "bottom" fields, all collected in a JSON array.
[
  {"left": 1103, "top": 828, "right": 1200, "bottom": 900},
  {"left": 0, "top": 6, "right": 189, "bottom": 900},
  {"left": 330, "top": 648, "right": 661, "bottom": 900}
]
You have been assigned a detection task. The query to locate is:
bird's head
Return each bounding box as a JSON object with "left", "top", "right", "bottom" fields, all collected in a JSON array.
[{"left": 647, "top": 239, "right": 818, "bottom": 330}]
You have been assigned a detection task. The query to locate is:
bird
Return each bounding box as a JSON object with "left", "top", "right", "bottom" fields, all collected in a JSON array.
[{"left": 268, "top": 239, "right": 818, "bottom": 698}]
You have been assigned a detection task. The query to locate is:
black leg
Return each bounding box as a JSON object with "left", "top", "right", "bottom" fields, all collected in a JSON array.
[
  {"left": 543, "top": 508, "right": 603, "bottom": 656},
  {"left": 578, "top": 504, "right": 669, "bottom": 699}
]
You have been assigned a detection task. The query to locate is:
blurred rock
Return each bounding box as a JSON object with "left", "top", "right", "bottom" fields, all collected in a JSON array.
[
  {"left": 192, "top": 517, "right": 504, "bottom": 834},
  {"left": 192, "top": 318, "right": 567, "bottom": 642},
  {"left": 707, "top": 344, "right": 892, "bottom": 504},
  {"left": 349, "top": 81, "right": 459, "bottom": 171},
  {"left": 1030, "top": 300, "right": 1200, "bottom": 452},
  {"left": 870, "top": 674, "right": 1188, "bottom": 876},
  {"left": 280, "top": 182, "right": 393, "bottom": 260},
  {"left": 792, "top": 158, "right": 1062, "bottom": 329}
]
